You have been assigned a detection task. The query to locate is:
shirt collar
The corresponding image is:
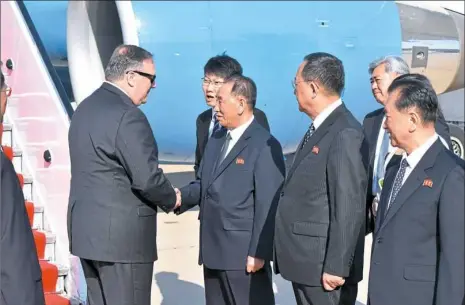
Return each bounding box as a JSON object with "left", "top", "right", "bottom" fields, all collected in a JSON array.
[
  {"left": 105, "top": 81, "right": 130, "bottom": 98},
  {"left": 403, "top": 133, "right": 439, "bottom": 169},
  {"left": 228, "top": 115, "right": 255, "bottom": 141},
  {"left": 312, "top": 98, "right": 342, "bottom": 129}
]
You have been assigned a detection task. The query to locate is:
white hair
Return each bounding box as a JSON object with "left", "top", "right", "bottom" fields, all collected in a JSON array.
[{"left": 368, "top": 55, "right": 410, "bottom": 75}]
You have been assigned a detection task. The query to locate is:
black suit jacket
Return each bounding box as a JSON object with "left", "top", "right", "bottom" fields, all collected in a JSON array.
[
  {"left": 67, "top": 82, "right": 176, "bottom": 263},
  {"left": 362, "top": 107, "right": 451, "bottom": 234},
  {"left": 1, "top": 150, "right": 45, "bottom": 305},
  {"left": 274, "top": 104, "right": 367, "bottom": 286},
  {"left": 368, "top": 140, "right": 464, "bottom": 305},
  {"left": 194, "top": 107, "right": 270, "bottom": 176},
  {"left": 178, "top": 119, "right": 285, "bottom": 270}
]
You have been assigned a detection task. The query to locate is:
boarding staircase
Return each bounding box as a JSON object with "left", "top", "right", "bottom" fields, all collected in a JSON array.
[
  {"left": 1, "top": 127, "right": 72, "bottom": 305},
  {"left": 1, "top": 1, "right": 84, "bottom": 304}
]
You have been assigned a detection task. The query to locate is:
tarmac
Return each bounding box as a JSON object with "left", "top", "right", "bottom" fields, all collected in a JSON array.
[{"left": 152, "top": 164, "right": 372, "bottom": 305}]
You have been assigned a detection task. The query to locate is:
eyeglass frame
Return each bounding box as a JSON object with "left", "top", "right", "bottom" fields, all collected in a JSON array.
[{"left": 201, "top": 77, "right": 225, "bottom": 87}]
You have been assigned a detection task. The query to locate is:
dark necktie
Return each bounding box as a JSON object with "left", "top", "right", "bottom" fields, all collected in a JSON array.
[
  {"left": 301, "top": 124, "right": 315, "bottom": 149},
  {"left": 385, "top": 158, "right": 409, "bottom": 213},
  {"left": 217, "top": 132, "right": 232, "bottom": 166}
]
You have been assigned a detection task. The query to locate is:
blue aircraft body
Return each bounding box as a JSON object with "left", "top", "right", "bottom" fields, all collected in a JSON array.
[{"left": 23, "top": 1, "right": 405, "bottom": 162}]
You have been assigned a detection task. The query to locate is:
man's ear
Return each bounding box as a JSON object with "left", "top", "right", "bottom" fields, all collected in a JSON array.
[
  {"left": 127, "top": 71, "right": 136, "bottom": 87},
  {"left": 237, "top": 96, "right": 246, "bottom": 115},
  {"left": 408, "top": 110, "right": 420, "bottom": 133},
  {"left": 309, "top": 81, "right": 319, "bottom": 99}
]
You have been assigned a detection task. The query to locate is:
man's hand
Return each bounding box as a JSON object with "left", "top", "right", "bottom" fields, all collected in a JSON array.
[
  {"left": 322, "top": 272, "right": 345, "bottom": 291},
  {"left": 174, "top": 187, "right": 182, "bottom": 209},
  {"left": 246, "top": 256, "right": 264, "bottom": 273}
]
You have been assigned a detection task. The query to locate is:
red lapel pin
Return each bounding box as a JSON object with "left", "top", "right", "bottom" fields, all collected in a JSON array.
[
  {"left": 312, "top": 146, "right": 319, "bottom": 155},
  {"left": 423, "top": 178, "right": 433, "bottom": 188},
  {"left": 236, "top": 157, "right": 245, "bottom": 165}
]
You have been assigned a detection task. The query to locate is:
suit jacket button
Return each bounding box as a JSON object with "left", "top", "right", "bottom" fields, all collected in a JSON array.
[
  {"left": 280, "top": 192, "right": 284, "bottom": 197},
  {"left": 376, "top": 237, "right": 383, "bottom": 243}
]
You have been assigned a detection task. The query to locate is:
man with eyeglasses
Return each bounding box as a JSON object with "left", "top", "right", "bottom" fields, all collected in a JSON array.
[
  {"left": 67, "top": 44, "right": 180, "bottom": 305},
  {"left": 362, "top": 56, "right": 451, "bottom": 234},
  {"left": 1, "top": 67, "right": 46, "bottom": 305},
  {"left": 194, "top": 53, "right": 270, "bottom": 176}
]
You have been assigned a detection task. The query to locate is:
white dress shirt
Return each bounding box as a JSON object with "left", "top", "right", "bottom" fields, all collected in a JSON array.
[
  {"left": 105, "top": 81, "right": 129, "bottom": 97},
  {"left": 224, "top": 115, "right": 255, "bottom": 157},
  {"left": 312, "top": 98, "right": 342, "bottom": 131},
  {"left": 208, "top": 109, "right": 216, "bottom": 138},
  {"left": 400, "top": 133, "right": 439, "bottom": 185}
]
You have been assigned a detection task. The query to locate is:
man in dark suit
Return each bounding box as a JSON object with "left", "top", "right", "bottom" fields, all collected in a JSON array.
[
  {"left": 194, "top": 54, "right": 270, "bottom": 176},
  {"left": 363, "top": 56, "right": 451, "bottom": 233},
  {"left": 274, "top": 52, "right": 367, "bottom": 305},
  {"left": 176, "top": 74, "right": 285, "bottom": 305},
  {"left": 67, "top": 45, "right": 181, "bottom": 305},
  {"left": 0, "top": 70, "right": 45, "bottom": 305},
  {"left": 368, "top": 73, "right": 464, "bottom": 305}
]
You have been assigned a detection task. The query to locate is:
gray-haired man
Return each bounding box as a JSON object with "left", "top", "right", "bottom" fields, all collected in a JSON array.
[
  {"left": 362, "top": 55, "right": 451, "bottom": 233},
  {"left": 67, "top": 44, "right": 181, "bottom": 305}
]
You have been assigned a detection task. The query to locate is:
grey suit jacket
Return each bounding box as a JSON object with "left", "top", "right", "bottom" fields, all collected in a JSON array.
[
  {"left": 274, "top": 104, "right": 367, "bottom": 286},
  {"left": 67, "top": 83, "right": 176, "bottom": 263},
  {"left": 178, "top": 119, "right": 285, "bottom": 270},
  {"left": 368, "top": 140, "right": 465, "bottom": 305},
  {"left": 362, "top": 107, "right": 451, "bottom": 234},
  {"left": 1, "top": 150, "right": 45, "bottom": 305}
]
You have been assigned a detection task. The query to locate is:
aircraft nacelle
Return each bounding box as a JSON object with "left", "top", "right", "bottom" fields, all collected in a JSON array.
[{"left": 23, "top": 1, "right": 464, "bottom": 162}]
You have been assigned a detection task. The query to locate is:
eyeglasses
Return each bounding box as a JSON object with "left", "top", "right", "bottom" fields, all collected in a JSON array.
[
  {"left": 127, "top": 70, "right": 157, "bottom": 88},
  {"left": 202, "top": 77, "right": 224, "bottom": 87},
  {"left": 292, "top": 79, "right": 306, "bottom": 89},
  {"left": 1, "top": 86, "right": 11, "bottom": 97}
]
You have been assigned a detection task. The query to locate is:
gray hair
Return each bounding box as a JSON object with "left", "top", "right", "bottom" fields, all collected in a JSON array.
[
  {"left": 104, "top": 44, "right": 153, "bottom": 82},
  {"left": 224, "top": 74, "right": 257, "bottom": 108},
  {"left": 368, "top": 55, "right": 410, "bottom": 75}
]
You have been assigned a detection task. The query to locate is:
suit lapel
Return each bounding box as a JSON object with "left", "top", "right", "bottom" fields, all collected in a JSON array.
[
  {"left": 210, "top": 120, "right": 259, "bottom": 184},
  {"left": 375, "top": 157, "right": 400, "bottom": 234},
  {"left": 379, "top": 140, "right": 443, "bottom": 232},
  {"left": 286, "top": 104, "right": 346, "bottom": 183},
  {"left": 204, "top": 128, "right": 227, "bottom": 187}
]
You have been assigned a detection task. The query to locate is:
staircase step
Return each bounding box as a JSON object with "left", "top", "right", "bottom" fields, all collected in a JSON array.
[
  {"left": 57, "top": 264, "right": 69, "bottom": 294},
  {"left": 1, "top": 145, "right": 13, "bottom": 161},
  {"left": 45, "top": 293, "right": 71, "bottom": 305},
  {"left": 33, "top": 204, "right": 45, "bottom": 230},
  {"left": 21, "top": 174, "right": 33, "bottom": 201},
  {"left": 1, "top": 123, "right": 12, "bottom": 147},
  {"left": 25, "top": 200, "right": 34, "bottom": 227},
  {"left": 39, "top": 261, "right": 68, "bottom": 294},
  {"left": 33, "top": 230, "right": 46, "bottom": 260},
  {"left": 39, "top": 260, "right": 59, "bottom": 293},
  {"left": 33, "top": 230, "right": 56, "bottom": 261},
  {"left": 12, "top": 147, "right": 23, "bottom": 173}
]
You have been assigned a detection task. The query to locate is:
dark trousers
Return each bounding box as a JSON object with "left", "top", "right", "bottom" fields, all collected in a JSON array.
[
  {"left": 292, "top": 282, "right": 358, "bottom": 305},
  {"left": 81, "top": 258, "right": 153, "bottom": 305},
  {"left": 203, "top": 264, "right": 275, "bottom": 305}
]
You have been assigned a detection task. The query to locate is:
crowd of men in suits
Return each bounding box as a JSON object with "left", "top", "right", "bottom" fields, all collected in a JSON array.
[{"left": 1, "top": 44, "right": 464, "bottom": 305}]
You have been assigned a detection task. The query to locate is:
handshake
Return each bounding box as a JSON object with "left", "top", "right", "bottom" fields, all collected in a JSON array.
[{"left": 173, "top": 187, "right": 182, "bottom": 211}]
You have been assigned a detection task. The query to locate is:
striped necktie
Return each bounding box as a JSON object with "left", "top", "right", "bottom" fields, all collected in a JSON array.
[{"left": 301, "top": 124, "right": 315, "bottom": 149}]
